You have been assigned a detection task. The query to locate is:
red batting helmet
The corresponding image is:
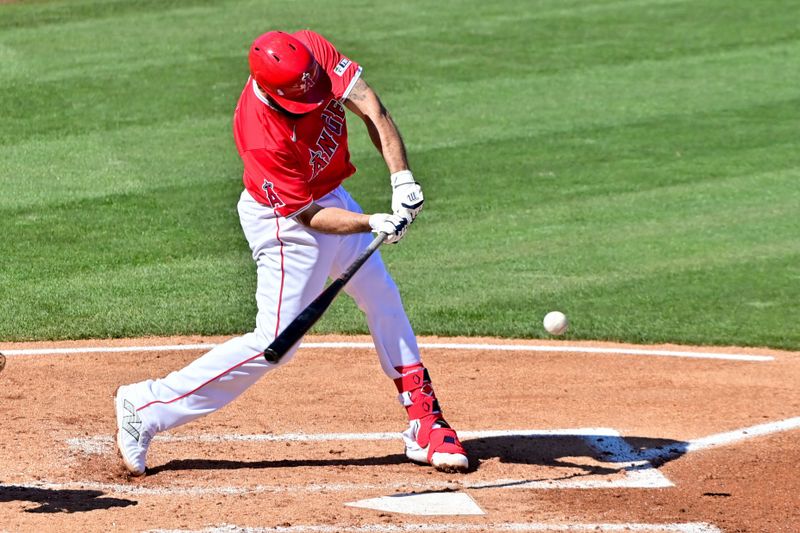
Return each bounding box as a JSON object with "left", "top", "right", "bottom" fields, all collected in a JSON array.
[{"left": 248, "top": 31, "right": 332, "bottom": 114}]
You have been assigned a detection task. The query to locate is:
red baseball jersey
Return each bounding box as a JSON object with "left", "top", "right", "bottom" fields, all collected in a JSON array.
[{"left": 233, "top": 30, "right": 363, "bottom": 217}]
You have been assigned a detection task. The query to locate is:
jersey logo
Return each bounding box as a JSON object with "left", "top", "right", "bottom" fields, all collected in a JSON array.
[
  {"left": 308, "top": 99, "right": 346, "bottom": 179},
  {"left": 261, "top": 179, "right": 285, "bottom": 209},
  {"left": 333, "top": 58, "right": 351, "bottom": 76}
]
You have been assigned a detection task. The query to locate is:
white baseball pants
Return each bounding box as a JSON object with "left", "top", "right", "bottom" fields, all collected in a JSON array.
[{"left": 127, "top": 186, "right": 421, "bottom": 434}]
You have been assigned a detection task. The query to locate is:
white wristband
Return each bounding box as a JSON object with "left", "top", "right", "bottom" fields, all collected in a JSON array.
[
  {"left": 368, "top": 213, "right": 385, "bottom": 231},
  {"left": 390, "top": 170, "right": 415, "bottom": 188}
]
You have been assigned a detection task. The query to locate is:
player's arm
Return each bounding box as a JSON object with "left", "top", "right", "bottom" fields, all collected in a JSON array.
[
  {"left": 345, "top": 78, "right": 424, "bottom": 222},
  {"left": 296, "top": 204, "right": 370, "bottom": 234},
  {"left": 344, "top": 78, "right": 408, "bottom": 173},
  {"left": 296, "top": 204, "right": 409, "bottom": 244}
]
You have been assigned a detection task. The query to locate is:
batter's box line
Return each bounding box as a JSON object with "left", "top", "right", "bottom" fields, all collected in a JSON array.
[
  {"left": 144, "top": 522, "right": 724, "bottom": 533},
  {"left": 66, "top": 427, "right": 673, "bottom": 490},
  {"left": 3, "top": 341, "right": 775, "bottom": 362},
  {"left": 34, "top": 417, "right": 797, "bottom": 498}
]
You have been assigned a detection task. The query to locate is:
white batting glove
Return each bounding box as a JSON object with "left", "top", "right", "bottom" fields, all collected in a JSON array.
[
  {"left": 390, "top": 170, "right": 424, "bottom": 222},
  {"left": 369, "top": 213, "right": 410, "bottom": 244}
]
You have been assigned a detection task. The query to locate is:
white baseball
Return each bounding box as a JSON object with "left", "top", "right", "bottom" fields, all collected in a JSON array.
[{"left": 543, "top": 311, "right": 568, "bottom": 335}]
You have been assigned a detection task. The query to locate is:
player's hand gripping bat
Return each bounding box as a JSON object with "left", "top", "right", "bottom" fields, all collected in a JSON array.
[{"left": 263, "top": 232, "right": 387, "bottom": 363}]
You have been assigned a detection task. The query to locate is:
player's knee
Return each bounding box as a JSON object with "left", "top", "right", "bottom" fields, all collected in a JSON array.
[{"left": 349, "top": 272, "right": 403, "bottom": 312}]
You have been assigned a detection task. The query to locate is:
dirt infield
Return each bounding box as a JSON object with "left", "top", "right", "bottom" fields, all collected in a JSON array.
[{"left": 0, "top": 335, "right": 798, "bottom": 532}]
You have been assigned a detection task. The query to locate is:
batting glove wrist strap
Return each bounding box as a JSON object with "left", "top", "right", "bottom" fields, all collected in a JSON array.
[
  {"left": 368, "top": 213, "right": 410, "bottom": 244},
  {"left": 390, "top": 170, "right": 424, "bottom": 222},
  {"left": 390, "top": 170, "right": 416, "bottom": 188}
]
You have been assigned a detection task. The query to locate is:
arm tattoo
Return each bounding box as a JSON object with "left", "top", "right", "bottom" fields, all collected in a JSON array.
[{"left": 347, "top": 78, "right": 369, "bottom": 102}]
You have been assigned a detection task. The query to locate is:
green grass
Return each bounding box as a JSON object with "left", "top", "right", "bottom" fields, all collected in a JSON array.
[{"left": 2, "top": 0, "right": 799, "bottom": 349}]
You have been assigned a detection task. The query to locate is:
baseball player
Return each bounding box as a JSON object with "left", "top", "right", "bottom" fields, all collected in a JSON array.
[{"left": 114, "top": 30, "right": 469, "bottom": 476}]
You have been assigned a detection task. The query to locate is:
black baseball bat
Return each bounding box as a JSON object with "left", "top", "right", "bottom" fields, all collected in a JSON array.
[{"left": 263, "top": 232, "right": 387, "bottom": 363}]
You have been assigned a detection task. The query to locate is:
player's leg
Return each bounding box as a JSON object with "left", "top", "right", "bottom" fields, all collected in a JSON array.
[
  {"left": 329, "top": 187, "right": 469, "bottom": 472},
  {"left": 114, "top": 190, "right": 336, "bottom": 475}
]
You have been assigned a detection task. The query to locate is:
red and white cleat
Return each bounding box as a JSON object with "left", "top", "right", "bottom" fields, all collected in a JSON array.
[
  {"left": 402, "top": 414, "right": 469, "bottom": 472},
  {"left": 395, "top": 365, "right": 469, "bottom": 473}
]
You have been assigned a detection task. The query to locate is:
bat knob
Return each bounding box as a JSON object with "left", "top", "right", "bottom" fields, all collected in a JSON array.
[{"left": 263, "top": 348, "right": 281, "bottom": 364}]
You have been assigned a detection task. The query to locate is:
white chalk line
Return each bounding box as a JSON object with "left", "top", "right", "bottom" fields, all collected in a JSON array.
[
  {"left": 56, "top": 427, "right": 671, "bottom": 494},
  {"left": 636, "top": 416, "right": 800, "bottom": 463},
  {"left": 67, "top": 428, "right": 674, "bottom": 489},
  {"left": 1, "top": 340, "right": 775, "bottom": 361},
  {"left": 144, "top": 521, "right": 723, "bottom": 533},
  {"left": 67, "top": 416, "right": 800, "bottom": 451},
  {"left": 2, "top": 343, "right": 217, "bottom": 356},
  {"left": 2, "top": 478, "right": 647, "bottom": 498},
  {"left": 16, "top": 476, "right": 665, "bottom": 497},
  {"left": 68, "top": 427, "right": 621, "bottom": 447},
  {"left": 50, "top": 416, "right": 800, "bottom": 498},
  {"left": 687, "top": 416, "right": 800, "bottom": 451}
]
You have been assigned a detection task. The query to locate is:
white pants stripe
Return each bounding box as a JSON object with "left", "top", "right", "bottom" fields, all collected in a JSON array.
[{"left": 128, "top": 186, "right": 421, "bottom": 434}]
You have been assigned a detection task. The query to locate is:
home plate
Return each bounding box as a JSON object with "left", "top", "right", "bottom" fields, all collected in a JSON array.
[{"left": 345, "top": 491, "right": 485, "bottom": 516}]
